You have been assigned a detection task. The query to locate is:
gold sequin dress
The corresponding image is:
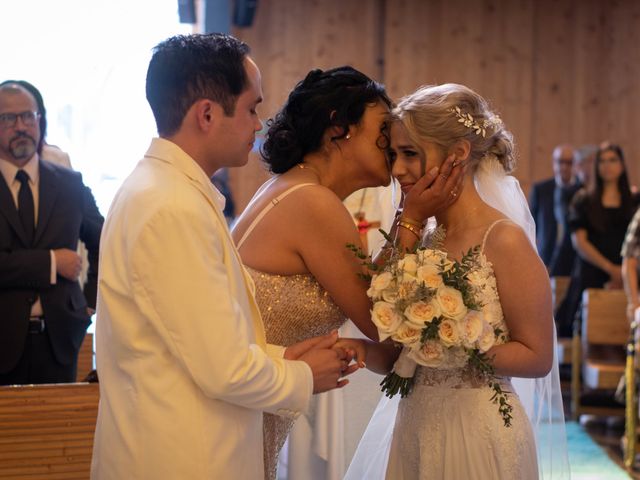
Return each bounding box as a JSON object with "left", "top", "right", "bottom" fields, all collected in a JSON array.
[
  {"left": 247, "top": 267, "right": 346, "bottom": 480},
  {"left": 235, "top": 183, "right": 348, "bottom": 479}
]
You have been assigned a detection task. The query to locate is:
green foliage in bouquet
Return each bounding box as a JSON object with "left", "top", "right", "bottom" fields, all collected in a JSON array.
[{"left": 348, "top": 225, "right": 514, "bottom": 427}]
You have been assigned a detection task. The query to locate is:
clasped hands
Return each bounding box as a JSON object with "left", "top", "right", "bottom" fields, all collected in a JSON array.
[{"left": 284, "top": 330, "right": 366, "bottom": 394}]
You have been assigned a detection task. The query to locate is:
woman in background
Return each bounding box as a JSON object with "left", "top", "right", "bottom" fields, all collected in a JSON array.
[{"left": 556, "top": 143, "right": 639, "bottom": 337}]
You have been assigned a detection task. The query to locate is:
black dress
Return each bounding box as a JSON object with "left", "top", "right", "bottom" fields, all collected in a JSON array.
[{"left": 555, "top": 190, "right": 639, "bottom": 337}]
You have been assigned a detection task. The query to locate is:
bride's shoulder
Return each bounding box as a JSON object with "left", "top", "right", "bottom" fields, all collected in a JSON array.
[{"left": 482, "top": 219, "right": 535, "bottom": 257}]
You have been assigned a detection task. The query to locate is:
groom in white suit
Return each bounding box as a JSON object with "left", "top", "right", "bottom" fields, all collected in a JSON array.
[{"left": 91, "top": 34, "right": 353, "bottom": 479}]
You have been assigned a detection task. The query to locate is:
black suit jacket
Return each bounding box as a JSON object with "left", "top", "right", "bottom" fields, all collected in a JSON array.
[
  {"left": 529, "top": 178, "right": 557, "bottom": 266},
  {"left": 0, "top": 160, "right": 103, "bottom": 373},
  {"left": 548, "top": 183, "right": 582, "bottom": 276}
]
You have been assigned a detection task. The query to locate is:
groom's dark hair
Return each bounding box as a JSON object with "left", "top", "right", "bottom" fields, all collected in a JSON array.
[{"left": 146, "top": 33, "right": 250, "bottom": 136}]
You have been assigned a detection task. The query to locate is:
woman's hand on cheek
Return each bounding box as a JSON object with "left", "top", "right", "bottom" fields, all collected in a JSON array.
[{"left": 402, "top": 155, "right": 464, "bottom": 221}]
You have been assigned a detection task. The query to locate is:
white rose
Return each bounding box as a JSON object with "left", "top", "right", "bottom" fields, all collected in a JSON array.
[
  {"left": 404, "top": 301, "right": 441, "bottom": 328},
  {"left": 478, "top": 324, "right": 497, "bottom": 352},
  {"left": 435, "top": 286, "right": 467, "bottom": 320},
  {"left": 382, "top": 289, "right": 399, "bottom": 303},
  {"left": 371, "top": 301, "right": 404, "bottom": 341},
  {"left": 398, "top": 254, "right": 419, "bottom": 275},
  {"left": 391, "top": 322, "right": 422, "bottom": 346},
  {"left": 438, "top": 318, "right": 461, "bottom": 347},
  {"left": 416, "top": 264, "right": 444, "bottom": 289},
  {"left": 368, "top": 271, "right": 393, "bottom": 298},
  {"left": 408, "top": 340, "right": 444, "bottom": 367},
  {"left": 460, "top": 310, "right": 484, "bottom": 348},
  {"left": 402, "top": 272, "right": 418, "bottom": 284}
]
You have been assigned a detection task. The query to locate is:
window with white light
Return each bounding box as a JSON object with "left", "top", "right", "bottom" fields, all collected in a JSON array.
[{"left": 1, "top": 0, "right": 193, "bottom": 213}]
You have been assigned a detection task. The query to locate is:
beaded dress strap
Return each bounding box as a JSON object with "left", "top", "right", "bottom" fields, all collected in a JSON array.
[
  {"left": 480, "top": 218, "right": 512, "bottom": 254},
  {"left": 236, "top": 183, "right": 316, "bottom": 250}
]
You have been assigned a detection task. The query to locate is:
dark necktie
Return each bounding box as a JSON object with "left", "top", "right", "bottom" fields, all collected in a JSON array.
[{"left": 15, "top": 170, "right": 35, "bottom": 245}]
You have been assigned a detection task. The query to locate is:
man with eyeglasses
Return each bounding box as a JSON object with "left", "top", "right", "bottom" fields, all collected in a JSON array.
[
  {"left": 0, "top": 81, "right": 104, "bottom": 385},
  {"left": 529, "top": 144, "right": 582, "bottom": 277}
]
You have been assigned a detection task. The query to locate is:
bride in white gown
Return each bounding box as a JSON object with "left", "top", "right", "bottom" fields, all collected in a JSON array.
[{"left": 342, "top": 83, "right": 569, "bottom": 479}]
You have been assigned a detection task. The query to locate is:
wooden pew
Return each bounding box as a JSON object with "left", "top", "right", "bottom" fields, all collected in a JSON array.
[
  {"left": 76, "top": 333, "right": 94, "bottom": 383},
  {"left": 571, "top": 288, "right": 628, "bottom": 420},
  {"left": 0, "top": 383, "right": 99, "bottom": 479}
]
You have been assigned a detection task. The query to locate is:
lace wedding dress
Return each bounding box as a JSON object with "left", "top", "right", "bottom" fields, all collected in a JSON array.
[
  {"left": 384, "top": 221, "right": 538, "bottom": 479},
  {"left": 347, "top": 158, "right": 569, "bottom": 479}
]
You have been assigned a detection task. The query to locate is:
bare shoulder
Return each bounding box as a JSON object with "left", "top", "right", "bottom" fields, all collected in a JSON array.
[
  {"left": 483, "top": 220, "right": 537, "bottom": 261},
  {"left": 288, "top": 184, "right": 354, "bottom": 224}
]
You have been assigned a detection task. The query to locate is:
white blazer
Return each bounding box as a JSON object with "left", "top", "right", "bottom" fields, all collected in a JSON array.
[{"left": 91, "top": 138, "right": 312, "bottom": 480}]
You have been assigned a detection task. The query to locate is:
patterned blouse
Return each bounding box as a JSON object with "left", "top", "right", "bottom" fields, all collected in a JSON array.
[{"left": 622, "top": 208, "right": 640, "bottom": 259}]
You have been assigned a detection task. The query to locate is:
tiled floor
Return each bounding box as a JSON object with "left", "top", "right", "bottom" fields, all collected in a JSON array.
[{"left": 580, "top": 416, "right": 636, "bottom": 478}]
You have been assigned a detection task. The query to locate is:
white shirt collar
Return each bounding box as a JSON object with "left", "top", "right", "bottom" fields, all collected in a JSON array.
[
  {"left": 146, "top": 137, "right": 226, "bottom": 211},
  {"left": 0, "top": 154, "right": 39, "bottom": 188}
]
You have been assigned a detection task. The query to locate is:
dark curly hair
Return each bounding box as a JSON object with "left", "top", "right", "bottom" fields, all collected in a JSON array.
[
  {"left": 261, "top": 66, "right": 391, "bottom": 174},
  {"left": 146, "top": 33, "right": 250, "bottom": 137}
]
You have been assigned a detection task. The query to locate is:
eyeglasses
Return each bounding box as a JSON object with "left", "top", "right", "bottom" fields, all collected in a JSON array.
[{"left": 0, "top": 111, "right": 40, "bottom": 129}]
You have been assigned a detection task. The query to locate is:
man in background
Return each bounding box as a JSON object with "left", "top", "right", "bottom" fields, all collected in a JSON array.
[
  {"left": 529, "top": 144, "right": 581, "bottom": 275},
  {"left": 574, "top": 144, "right": 597, "bottom": 190},
  {"left": 0, "top": 81, "right": 103, "bottom": 385}
]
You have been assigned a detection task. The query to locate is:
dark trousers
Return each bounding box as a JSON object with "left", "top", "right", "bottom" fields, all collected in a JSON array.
[{"left": 0, "top": 329, "right": 78, "bottom": 385}]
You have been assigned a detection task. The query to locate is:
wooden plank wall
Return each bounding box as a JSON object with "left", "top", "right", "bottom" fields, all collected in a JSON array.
[
  {"left": 230, "top": 0, "right": 640, "bottom": 211},
  {"left": 231, "top": 0, "right": 384, "bottom": 209}
]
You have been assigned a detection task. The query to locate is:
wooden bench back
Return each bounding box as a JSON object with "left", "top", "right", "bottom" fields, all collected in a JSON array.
[
  {"left": 76, "top": 333, "right": 94, "bottom": 382},
  {"left": 0, "top": 383, "right": 99, "bottom": 479},
  {"left": 581, "top": 288, "right": 629, "bottom": 345}
]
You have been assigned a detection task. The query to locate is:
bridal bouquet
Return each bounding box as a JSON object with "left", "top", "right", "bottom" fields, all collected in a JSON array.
[{"left": 350, "top": 234, "right": 513, "bottom": 427}]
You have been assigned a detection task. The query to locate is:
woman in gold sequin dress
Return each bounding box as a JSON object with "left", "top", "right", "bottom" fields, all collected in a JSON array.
[{"left": 231, "top": 67, "right": 462, "bottom": 480}]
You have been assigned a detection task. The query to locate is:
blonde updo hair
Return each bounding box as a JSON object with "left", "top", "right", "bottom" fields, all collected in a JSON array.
[{"left": 393, "top": 83, "right": 515, "bottom": 174}]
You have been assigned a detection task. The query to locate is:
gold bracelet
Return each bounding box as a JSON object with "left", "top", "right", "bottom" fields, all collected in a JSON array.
[
  {"left": 398, "top": 221, "right": 422, "bottom": 239},
  {"left": 399, "top": 215, "right": 423, "bottom": 228}
]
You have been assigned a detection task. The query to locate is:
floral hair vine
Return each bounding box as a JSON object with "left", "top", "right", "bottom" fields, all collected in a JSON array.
[{"left": 449, "top": 106, "right": 503, "bottom": 138}]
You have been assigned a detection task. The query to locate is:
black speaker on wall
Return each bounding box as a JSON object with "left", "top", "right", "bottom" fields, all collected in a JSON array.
[
  {"left": 233, "top": 0, "right": 258, "bottom": 27},
  {"left": 178, "top": 0, "right": 196, "bottom": 23}
]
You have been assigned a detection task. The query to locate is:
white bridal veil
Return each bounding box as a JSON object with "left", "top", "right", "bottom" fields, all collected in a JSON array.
[{"left": 345, "top": 155, "right": 570, "bottom": 479}]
